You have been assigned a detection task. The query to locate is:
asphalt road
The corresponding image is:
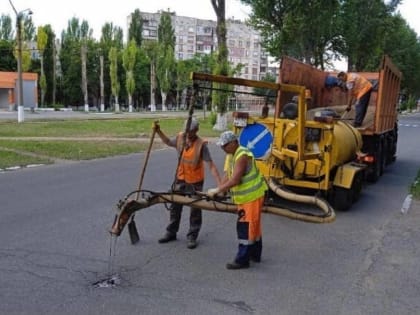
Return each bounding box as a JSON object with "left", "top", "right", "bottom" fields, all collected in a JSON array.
[{"left": 0, "top": 112, "right": 420, "bottom": 314}]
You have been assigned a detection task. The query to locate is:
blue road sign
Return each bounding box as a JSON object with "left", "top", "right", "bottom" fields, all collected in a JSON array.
[{"left": 239, "top": 123, "right": 273, "bottom": 159}]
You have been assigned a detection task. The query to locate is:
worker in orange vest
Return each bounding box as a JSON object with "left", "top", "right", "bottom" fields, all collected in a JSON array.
[
  {"left": 153, "top": 118, "right": 221, "bottom": 249},
  {"left": 337, "top": 71, "right": 373, "bottom": 127}
]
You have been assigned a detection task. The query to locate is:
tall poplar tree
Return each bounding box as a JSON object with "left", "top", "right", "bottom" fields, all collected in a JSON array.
[
  {"left": 122, "top": 39, "right": 137, "bottom": 112},
  {"left": 211, "top": 0, "right": 229, "bottom": 130},
  {"left": 156, "top": 11, "right": 176, "bottom": 111},
  {"left": 109, "top": 46, "right": 120, "bottom": 113}
]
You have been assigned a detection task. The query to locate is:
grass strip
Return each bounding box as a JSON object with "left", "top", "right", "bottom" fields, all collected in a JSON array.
[
  {"left": 410, "top": 169, "right": 420, "bottom": 199},
  {"left": 0, "top": 140, "right": 159, "bottom": 162},
  {"left": 0, "top": 149, "right": 52, "bottom": 169},
  {"left": 0, "top": 117, "right": 221, "bottom": 138}
]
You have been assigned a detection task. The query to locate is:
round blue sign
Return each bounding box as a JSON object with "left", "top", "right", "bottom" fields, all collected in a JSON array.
[{"left": 239, "top": 123, "right": 273, "bottom": 159}]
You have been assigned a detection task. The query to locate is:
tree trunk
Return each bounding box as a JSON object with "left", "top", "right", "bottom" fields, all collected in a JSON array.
[
  {"left": 212, "top": 112, "right": 228, "bottom": 131},
  {"left": 115, "top": 96, "right": 120, "bottom": 113},
  {"left": 40, "top": 56, "right": 45, "bottom": 107},
  {"left": 128, "top": 94, "right": 133, "bottom": 113},
  {"left": 81, "top": 44, "right": 89, "bottom": 112},
  {"left": 211, "top": 0, "right": 229, "bottom": 130},
  {"left": 52, "top": 42, "right": 56, "bottom": 106},
  {"left": 150, "top": 63, "right": 156, "bottom": 111},
  {"left": 100, "top": 55, "right": 105, "bottom": 112},
  {"left": 161, "top": 92, "right": 167, "bottom": 111}
]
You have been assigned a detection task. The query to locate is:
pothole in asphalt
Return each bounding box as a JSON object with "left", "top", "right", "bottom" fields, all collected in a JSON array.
[{"left": 92, "top": 274, "right": 121, "bottom": 288}]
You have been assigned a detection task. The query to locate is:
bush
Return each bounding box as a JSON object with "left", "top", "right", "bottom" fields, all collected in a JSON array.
[{"left": 52, "top": 103, "right": 64, "bottom": 111}]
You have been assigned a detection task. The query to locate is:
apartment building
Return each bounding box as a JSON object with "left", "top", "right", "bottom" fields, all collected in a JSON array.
[{"left": 139, "top": 11, "right": 274, "bottom": 85}]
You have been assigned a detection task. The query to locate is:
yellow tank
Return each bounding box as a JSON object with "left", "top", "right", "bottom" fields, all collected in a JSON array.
[{"left": 280, "top": 120, "right": 363, "bottom": 179}]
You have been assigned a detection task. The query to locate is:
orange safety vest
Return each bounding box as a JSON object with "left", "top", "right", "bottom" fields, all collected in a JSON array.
[
  {"left": 347, "top": 73, "right": 372, "bottom": 100},
  {"left": 175, "top": 133, "right": 206, "bottom": 183}
]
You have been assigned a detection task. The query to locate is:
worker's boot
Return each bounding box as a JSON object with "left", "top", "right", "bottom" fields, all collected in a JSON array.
[
  {"left": 158, "top": 233, "right": 176, "bottom": 243},
  {"left": 187, "top": 238, "right": 198, "bottom": 249},
  {"left": 226, "top": 261, "right": 250, "bottom": 270}
]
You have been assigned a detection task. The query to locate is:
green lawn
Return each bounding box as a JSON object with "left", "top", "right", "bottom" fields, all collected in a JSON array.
[{"left": 0, "top": 117, "right": 223, "bottom": 169}]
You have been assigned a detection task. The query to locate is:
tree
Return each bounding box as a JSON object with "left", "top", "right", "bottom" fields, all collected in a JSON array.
[
  {"left": 39, "top": 25, "right": 57, "bottom": 106},
  {"left": 143, "top": 40, "right": 159, "bottom": 111},
  {"left": 156, "top": 11, "right": 176, "bottom": 111},
  {"left": 0, "top": 14, "right": 13, "bottom": 40},
  {"left": 338, "top": 0, "right": 400, "bottom": 71},
  {"left": 240, "top": 0, "right": 342, "bottom": 68},
  {"left": 128, "top": 9, "right": 143, "bottom": 46},
  {"left": 59, "top": 17, "right": 93, "bottom": 108},
  {"left": 0, "top": 40, "right": 15, "bottom": 70},
  {"left": 122, "top": 39, "right": 137, "bottom": 112},
  {"left": 22, "top": 15, "right": 35, "bottom": 41},
  {"left": 109, "top": 46, "right": 120, "bottom": 112},
  {"left": 100, "top": 22, "right": 124, "bottom": 109},
  {"left": 37, "top": 26, "right": 48, "bottom": 106},
  {"left": 211, "top": 0, "right": 230, "bottom": 130},
  {"left": 382, "top": 13, "right": 420, "bottom": 99}
]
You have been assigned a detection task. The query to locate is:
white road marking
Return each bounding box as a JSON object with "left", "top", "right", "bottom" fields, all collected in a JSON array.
[{"left": 401, "top": 194, "right": 412, "bottom": 214}]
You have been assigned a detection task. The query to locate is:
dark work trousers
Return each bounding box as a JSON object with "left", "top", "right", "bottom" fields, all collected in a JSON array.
[
  {"left": 166, "top": 180, "right": 203, "bottom": 241},
  {"left": 355, "top": 88, "right": 372, "bottom": 126}
]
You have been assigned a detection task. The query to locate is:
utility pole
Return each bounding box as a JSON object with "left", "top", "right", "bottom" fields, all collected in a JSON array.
[{"left": 9, "top": 0, "right": 32, "bottom": 123}]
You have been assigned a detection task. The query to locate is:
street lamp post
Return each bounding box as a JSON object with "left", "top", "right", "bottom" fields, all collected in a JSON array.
[{"left": 9, "top": 0, "right": 32, "bottom": 123}]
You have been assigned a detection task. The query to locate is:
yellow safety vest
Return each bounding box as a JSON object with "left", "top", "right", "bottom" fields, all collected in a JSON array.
[{"left": 228, "top": 146, "right": 267, "bottom": 204}]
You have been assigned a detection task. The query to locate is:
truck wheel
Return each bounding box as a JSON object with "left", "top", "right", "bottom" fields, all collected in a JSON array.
[
  {"left": 380, "top": 139, "right": 387, "bottom": 175},
  {"left": 331, "top": 172, "right": 362, "bottom": 211},
  {"left": 330, "top": 186, "right": 353, "bottom": 211},
  {"left": 367, "top": 142, "right": 382, "bottom": 183},
  {"left": 352, "top": 172, "right": 363, "bottom": 202}
]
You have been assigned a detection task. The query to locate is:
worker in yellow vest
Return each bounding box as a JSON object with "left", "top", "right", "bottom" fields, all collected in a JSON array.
[
  {"left": 208, "top": 131, "right": 268, "bottom": 269},
  {"left": 154, "top": 118, "right": 221, "bottom": 249}
]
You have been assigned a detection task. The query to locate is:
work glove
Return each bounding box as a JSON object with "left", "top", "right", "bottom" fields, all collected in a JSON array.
[
  {"left": 207, "top": 187, "right": 221, "bottom": 198},
  {"left": 345, "top": 106, "right": 351, "bottom": 112}
]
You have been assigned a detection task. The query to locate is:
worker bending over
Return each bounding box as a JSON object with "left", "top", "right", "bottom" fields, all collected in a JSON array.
[{"left": 337, "top": 71, "right": 373, "bottom": 127}]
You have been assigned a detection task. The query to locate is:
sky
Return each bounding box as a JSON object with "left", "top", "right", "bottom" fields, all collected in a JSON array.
[
  {"left": 3, "top": 0, "right": 419, "bottom": 60},
  {"left": 3, "top": 0, "right": 250, "bottom": 38}
]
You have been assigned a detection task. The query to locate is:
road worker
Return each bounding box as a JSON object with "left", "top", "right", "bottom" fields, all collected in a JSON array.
[
  {"left": 208, "top": 131, "right": 268, "bottom": 269},
  {"left": 337, "top": 71, "right": 373, "bottom": 127},
  {"left": 154, "top": 118, "right": 221, "bottom": 249}
]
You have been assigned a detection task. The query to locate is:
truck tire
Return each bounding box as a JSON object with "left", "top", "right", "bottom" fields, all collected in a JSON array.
[
  {"left": 380, "top": 138, "right": 387, "bottom": 175},
  {"left": 330, "top": 171, "right": 363, "bottom": 211},
  {"left": 330, "top": 186, "right": 353, "bottom": 211},
  {"left": 352, "top": 172, "right": 363, "bottom": 202},
  {"left": 367, "top": 141, "right": 382, "bottom": 183}
]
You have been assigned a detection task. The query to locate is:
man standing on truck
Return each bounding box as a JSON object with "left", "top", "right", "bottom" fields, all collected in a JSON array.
[
  {"left": 337, "top": 71, "right": 373, "bottom": 127},
  {"left": 207, "top": 131, "right": 268, "bottom": 270}
]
